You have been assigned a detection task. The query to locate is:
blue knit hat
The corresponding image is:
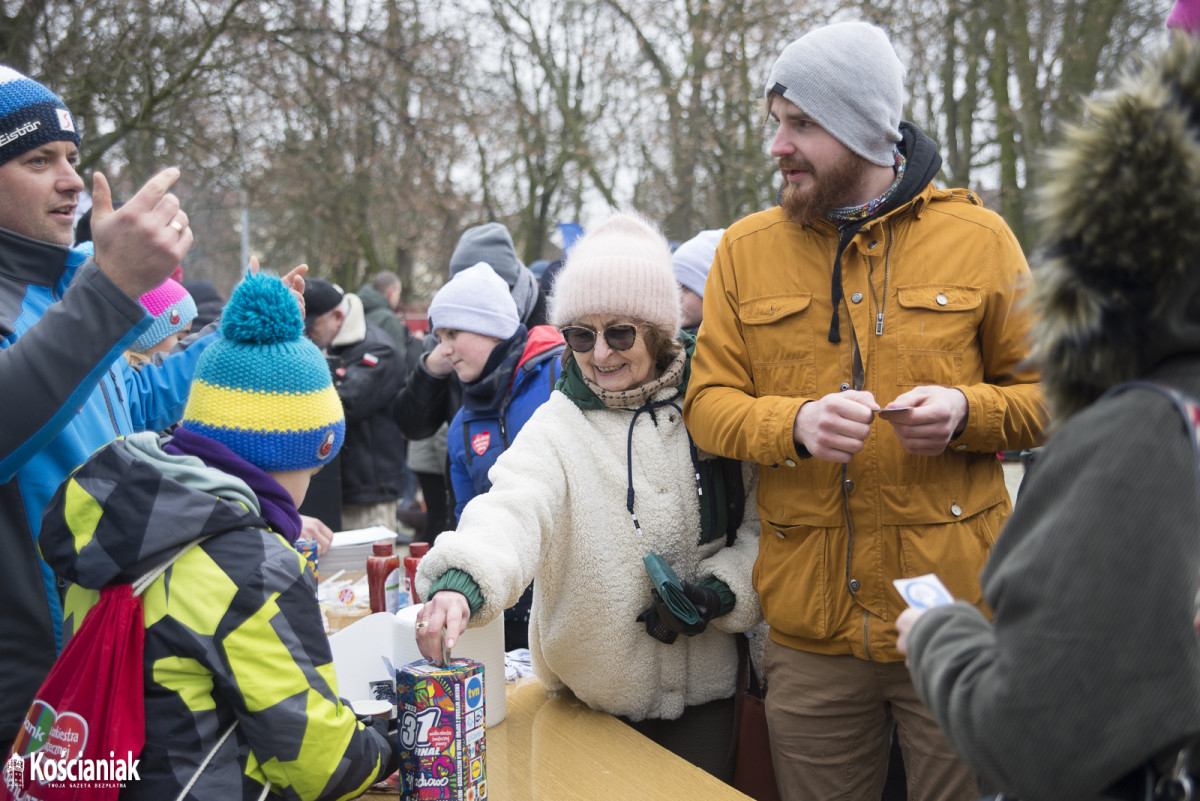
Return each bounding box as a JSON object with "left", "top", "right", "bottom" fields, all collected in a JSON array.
[
  {"left": 0, "top": 66, "right": 80, "bottom": 167},
  {"left": 180, "top": 273, "right": 345, "bottom": 472}
]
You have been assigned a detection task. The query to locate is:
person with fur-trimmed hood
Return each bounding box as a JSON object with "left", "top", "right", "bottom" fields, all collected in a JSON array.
[
  {"left": 896, "top": 32, "right": 1200, "bottom": 801},
  {"left": 412, "top": 213, "right": 763, "bottom": 780}
]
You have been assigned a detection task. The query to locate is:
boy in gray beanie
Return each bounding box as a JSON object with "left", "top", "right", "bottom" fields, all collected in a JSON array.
[{"left": 683, "top": 20, "right": 1046, "bottom": 801}]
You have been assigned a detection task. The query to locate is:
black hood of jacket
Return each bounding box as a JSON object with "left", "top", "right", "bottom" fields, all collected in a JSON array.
[{"left": 885, "top": 121, "right": 943, "bottom": 213}]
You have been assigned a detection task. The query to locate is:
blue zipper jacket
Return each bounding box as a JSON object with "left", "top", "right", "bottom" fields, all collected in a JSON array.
[
  {"left": 448, "top": 325, "right": 564, "bottom": 517},
  {"left": 0, "top": 226, "right": 216, "bottom": 746}
]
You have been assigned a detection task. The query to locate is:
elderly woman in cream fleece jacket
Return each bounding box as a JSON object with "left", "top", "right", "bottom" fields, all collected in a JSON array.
[{"left": 414, "top": 213, "right": 761, "bottom": 779}]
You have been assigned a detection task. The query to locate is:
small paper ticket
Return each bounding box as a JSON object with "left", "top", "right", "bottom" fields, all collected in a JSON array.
[{"left": 893, "top": 574, "right": 954, "bottom": 609}]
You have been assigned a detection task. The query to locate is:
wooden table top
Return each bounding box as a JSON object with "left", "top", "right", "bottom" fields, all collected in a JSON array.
[{"left": 365, "top": 678, "right": 751, "bottom": 799}]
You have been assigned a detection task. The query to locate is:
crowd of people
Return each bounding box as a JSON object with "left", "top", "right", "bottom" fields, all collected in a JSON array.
[{"left": 3, "top": 4, "right": 1200, "bottom": 801}]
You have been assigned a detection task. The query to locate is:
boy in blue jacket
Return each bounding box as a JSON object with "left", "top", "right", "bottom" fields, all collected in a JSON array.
[{"left": 427, "top": 262, "right": 564, "bottom": 648}]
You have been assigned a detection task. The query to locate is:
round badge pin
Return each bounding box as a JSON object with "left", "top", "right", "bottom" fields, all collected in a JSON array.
[{"left": 318, "top": 430, "right": 336, "bottom": 460}]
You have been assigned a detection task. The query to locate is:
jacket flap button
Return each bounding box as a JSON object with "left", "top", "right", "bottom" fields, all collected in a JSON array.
[
  {"left": 867, "top": 240, "right": 878, "bottom": 249},
  {"left": 936, "top": 293, "right": 949, "bottom": 306},
  {"left": 775, "top": 530, "right": 786, "bottom": 539},
  {"left": 954, "top": 443, "right": 967, "bottom": 451},
  {"left": 851, "top": 292, "right": 863, "bottom": 303},
  {"left": 784, "top": 458, "right": 797, "bottom": 467},
  {"left": 950, "top": 503, "right": 963, "bottom": 516},
  {"left": 844, "top": 479, "right": 854, "bottom": 492},
  {"left": 849, "top": 579, "right": 861, "bottom": 591}
]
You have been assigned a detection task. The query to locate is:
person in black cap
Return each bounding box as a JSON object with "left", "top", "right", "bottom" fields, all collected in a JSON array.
[{"left": 304, "top": 278, "right": 408, "bottom": 534}]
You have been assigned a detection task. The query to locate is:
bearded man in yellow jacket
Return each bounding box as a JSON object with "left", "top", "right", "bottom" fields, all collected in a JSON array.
[{"left": 683, "top": 21, "right": 1047, "bottom": 801}]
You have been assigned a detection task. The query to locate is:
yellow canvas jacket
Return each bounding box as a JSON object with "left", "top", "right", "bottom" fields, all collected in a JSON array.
[{"left": 684, "top": 182, "right": 1046, "bottom": 661}]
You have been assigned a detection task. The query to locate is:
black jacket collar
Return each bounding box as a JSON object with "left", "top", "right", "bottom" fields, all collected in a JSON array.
[{"left": 0, "top": 224, "right": 71, "bottom": 288}]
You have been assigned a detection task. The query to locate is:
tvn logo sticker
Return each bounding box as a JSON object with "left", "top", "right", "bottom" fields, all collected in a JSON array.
[{"left": 465, "top": 674, "right": 484, "bottom": 711}]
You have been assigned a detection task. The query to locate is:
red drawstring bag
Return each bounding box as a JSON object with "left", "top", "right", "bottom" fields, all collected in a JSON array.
[{"left": 3, "top": 583, "right": 146, "bottom": 800}]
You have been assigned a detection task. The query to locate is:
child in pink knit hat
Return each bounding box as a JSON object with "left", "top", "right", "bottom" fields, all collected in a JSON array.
[{"left": 126, "top": 278, "right": 197, "bottom": 364}]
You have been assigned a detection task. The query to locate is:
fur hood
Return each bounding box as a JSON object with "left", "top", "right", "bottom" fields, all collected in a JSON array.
[{"left": 1033, "top": 33, "right": 1200, "bottom": 424}]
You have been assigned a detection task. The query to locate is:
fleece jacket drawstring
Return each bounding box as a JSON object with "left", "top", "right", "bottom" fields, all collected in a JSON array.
[{"left": 624, "top": 399, "right": 701, "bottom": 536}]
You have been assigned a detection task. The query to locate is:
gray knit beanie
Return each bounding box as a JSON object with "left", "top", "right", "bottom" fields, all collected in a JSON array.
[
  {"left": 448, "top": 223, "right": 523, "bottom": 286},
  {"left": 428, "top": 262, "right": 520, "bottom": 340},
  {"left": 765, "top": 21, "right": 904, "bottom": 166}
]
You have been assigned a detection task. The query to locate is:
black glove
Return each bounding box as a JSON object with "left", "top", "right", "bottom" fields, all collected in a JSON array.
[
  {"left": 636, "top": 589, "right": 679, "bottom": 644},
  {"left": 369, "top": 714, "right": 401, "bottom": 780},
  {"left": 636, "top": 584, "right": 723, "bottom": 642},
  {"left": 676, "top": 582, "right": 722, "bottom": 636}
]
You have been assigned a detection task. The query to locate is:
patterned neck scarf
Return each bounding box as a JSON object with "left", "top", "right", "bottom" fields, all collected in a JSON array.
[
  {"left": 578, "top": 348, "right": 687, "bottom": 410},
  {"left": 826, "top": 151, "right": 907, "bottom": 224}
]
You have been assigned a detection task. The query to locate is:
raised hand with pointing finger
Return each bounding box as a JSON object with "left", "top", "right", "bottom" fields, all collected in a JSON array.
[{"left": 90, "top": 167, "right": 193, "bottom": 300}]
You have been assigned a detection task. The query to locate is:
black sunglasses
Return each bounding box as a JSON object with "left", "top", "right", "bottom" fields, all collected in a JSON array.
[{"left": 559, "top": 324, "right": 641, "bottom": 353}]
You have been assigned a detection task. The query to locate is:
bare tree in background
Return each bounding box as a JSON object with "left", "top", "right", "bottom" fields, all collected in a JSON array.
[{"left": 1, "top": 0, "right": 1173, "bottom": 298}]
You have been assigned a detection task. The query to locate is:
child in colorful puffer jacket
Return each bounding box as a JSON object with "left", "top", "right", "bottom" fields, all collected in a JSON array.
[
  {"left": 427, "top": 262, "right": 564, "bottom": 649},
  {"left": 39, "top": 273, "right": 397, "bottom": 800}
]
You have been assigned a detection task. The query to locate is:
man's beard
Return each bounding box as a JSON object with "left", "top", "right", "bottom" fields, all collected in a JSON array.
[{"left": 778, "top": 151, "right": 873, "bottom": 226}]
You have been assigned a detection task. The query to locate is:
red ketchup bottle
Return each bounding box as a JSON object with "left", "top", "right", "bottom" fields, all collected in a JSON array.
[
  {"left": 405, "top": 542, "right": 430, "bottom": 606},
  {"left": 367, "top": 541, "right": 401, "bottom": 614}
]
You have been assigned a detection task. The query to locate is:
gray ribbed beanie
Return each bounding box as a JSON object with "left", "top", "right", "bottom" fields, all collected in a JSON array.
[
  {"left": 448, "top": 222, "right": 523, "bottom": 286},
  {"left": 765, "top": 21, "right": 904, "bottom": 166}
]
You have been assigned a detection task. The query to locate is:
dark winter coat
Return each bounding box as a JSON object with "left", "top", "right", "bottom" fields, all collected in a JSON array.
[
  {"left": 328, "top": 294, "right": 408, "bottom": 505},
  {"left": 906, "top": 35, "right": 1200, "bottom": 801}
]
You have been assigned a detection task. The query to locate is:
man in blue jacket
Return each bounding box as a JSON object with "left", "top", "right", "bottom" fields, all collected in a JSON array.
[{"left": 0, "top": 65, "right": 219, "bottom": 755}]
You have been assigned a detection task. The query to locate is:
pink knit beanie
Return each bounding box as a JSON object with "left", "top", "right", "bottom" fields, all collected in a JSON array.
[
  {"left": 549, "top": 213, "right": 680, "bottom": 335},
  {"left": 133, "top": 278, "right": 196, "bottom": 351}
]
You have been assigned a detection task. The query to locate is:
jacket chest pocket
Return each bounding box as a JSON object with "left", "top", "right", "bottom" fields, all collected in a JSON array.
[
  {"left": 894, "top": 285, "right": 981, "bottom": 387},
  {"left": 739, "top": 294, "right": 816, "bottom": 397}
]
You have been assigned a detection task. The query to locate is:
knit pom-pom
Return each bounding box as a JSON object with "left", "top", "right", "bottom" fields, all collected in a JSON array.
[{"left": 220, "top": 273, "right": 304, "bottom": 345}]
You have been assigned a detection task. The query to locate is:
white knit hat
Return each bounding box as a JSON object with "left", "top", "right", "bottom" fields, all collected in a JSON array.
[
  {"left": 765, "top": 21, "right": 904, "bottom": 166},
  {"left": 549, "top": 213, "right": 680, "bottom": 335},
  {"left": 672, "top": 229, "right": 724, "bottom": 299},
  {"left": 428, "top": 262, "right": 520, "bottom": 340}
]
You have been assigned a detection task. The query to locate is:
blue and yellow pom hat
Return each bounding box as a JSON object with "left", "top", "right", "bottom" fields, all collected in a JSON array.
[
  {"left": 0, "top": 65, "right": 80, "bottom": 168},
  {"left": 180, "top": 273, "right": 345, "bottom": 472}
]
